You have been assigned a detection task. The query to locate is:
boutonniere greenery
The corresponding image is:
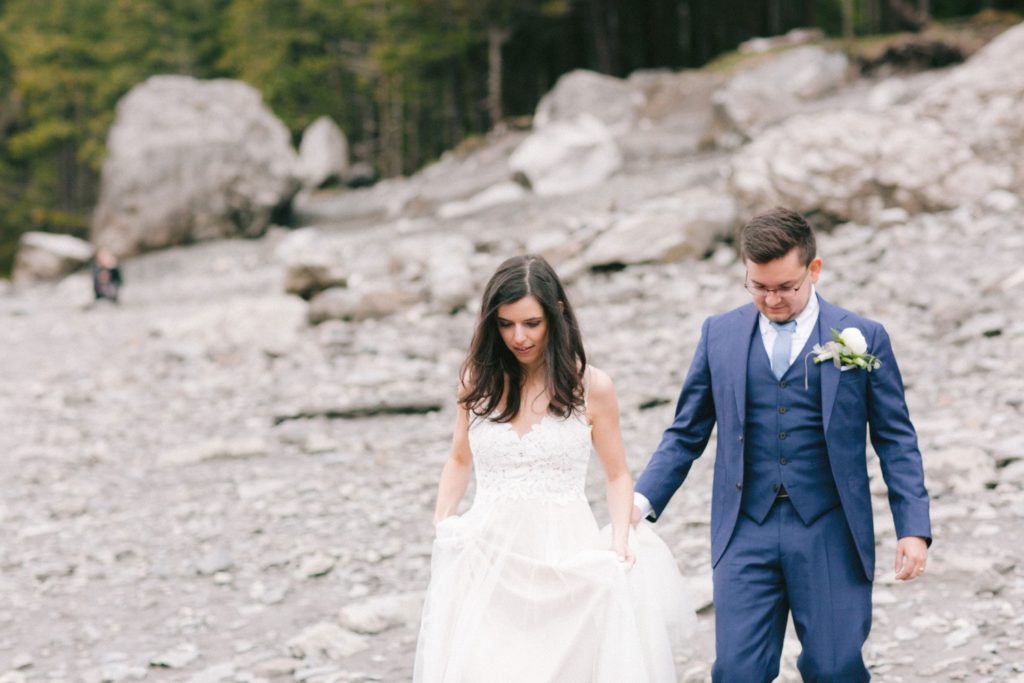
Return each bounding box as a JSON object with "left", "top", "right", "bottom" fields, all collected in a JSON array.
[
  {"left": 804, "top": 327, "right": 881, "bottom": 390},
  {"left": 813, "top": 327, "right": 881, "bottom": 371}
]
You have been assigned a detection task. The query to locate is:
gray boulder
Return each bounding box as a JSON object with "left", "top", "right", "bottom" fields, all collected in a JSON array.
[
  {"left": 582, "top": 188, "right": 737, "bottom": 269},
  {"left": 912, "top": 22, "right": 1024, "bottom": 193},
  {"left": 278, "top": 229, "right": 349, "bottom": 300},
  {"left": 534, "top": 69, "right": 645, "bottom": 134},
  {"left": 91, "top": 75, "right": 300, "bottom": 257},
  {"left": 711, "top": 46, "right": 850, "bottom": 147},
  {"left": 621, "top": 70, "right": 723, "bottom": 160},
  {"left": 509, "top": 114, "right": 623, "bottom": 196},
  {"left": 298, "top": 115, "right": 349, "bottom": 189},
  {"left": 295, "top": 231, "right": 476, "bottom": 323},
  {"left": 12, "top": 232, "right": 94, "bottom": 284},
  {"left": 307, "top": 284, "right": 424, "bottom": 324},
  {"left": 729, "top": 110, "right": 1005, "bottom": 223},
  {"left": 436, "top": 181, "right": 527, "bottom": 219}
]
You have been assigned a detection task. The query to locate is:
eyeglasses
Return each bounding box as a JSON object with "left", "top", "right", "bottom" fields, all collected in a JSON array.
[{"left": 744, "top": 268, "right": 810, "bottom": 300}]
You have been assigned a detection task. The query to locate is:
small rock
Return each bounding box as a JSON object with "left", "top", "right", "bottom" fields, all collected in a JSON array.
[
  {"left": 990, "top": 435, "right": 1024, "bottom": 467},
  {"left": 872, "top": 589, "right": 898, "bottom": 606},
  {"left": 950, "top": 312, "right": 1007, "bottom": 343},
  {"left": 973, "top": 569, "right": 1007, "bottom": 596},
  {"left": 296, "top": 553, "right": 336, "bottom": 579},
  {"left": 286, "top": 623, "right": 369, "bottom": 661},
  {"left": 11, "top": 654, "right": 32, "bottom": 670},
  {"left": 248, "top": 580, "right": 289, "bottom": 606},
  {"left": 162, "top": 438, "right": 270, "bottom": 466},
  {"left": 999, "top": 460, "right": 1024, "bottom": 486},
  {"left": 12, "top": 231, "right": 94, "bottom": 283},
  {"left": 252, "top": 658, "right": 299, "bottom": 677},
  {"left": 149, "top": 643, "right": 199, "bottom": 669},
  {"left": 196, "top": 547, "right": 234, "bottom": 576},
  {"left": 945, "top": 624, "right": 980, "bottom": 649},
  {"left": 98, "top": 662, "right": 147, "bottom": 682},
  {"left": 983, "top": 189, "right": 1020, "bottom": 212},
  {"left": 186, "top": 662, "right": 236, "bottom": 683},
  {"left": 894, "top": 626, "right": 919, "bottom": 641},
  {"left": 338, "top": 593, "right": 423, "bottom": 635}
]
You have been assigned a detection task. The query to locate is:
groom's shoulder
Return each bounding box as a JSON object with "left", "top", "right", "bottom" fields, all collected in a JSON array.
[
  {"left": 821, "top": 298, "right": 887, "bottom": 335},
  {"left": 705, "top": 303, "right": 757, "bottom": 330}
]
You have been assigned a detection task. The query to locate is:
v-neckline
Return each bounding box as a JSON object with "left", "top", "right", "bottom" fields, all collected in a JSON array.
[{"left": 506, "top": 414, "right": 552, "bottom": 440}]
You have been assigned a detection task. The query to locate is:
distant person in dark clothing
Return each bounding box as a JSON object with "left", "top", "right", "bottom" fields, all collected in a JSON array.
[{"left": 92, "top": 248, "right": 122, "bottom": 303}]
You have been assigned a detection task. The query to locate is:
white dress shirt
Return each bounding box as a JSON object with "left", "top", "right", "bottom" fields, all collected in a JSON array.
[
  {"left": 757, "top": 286, "right": 820, "bottom": 368},
  {"left": 633, "top": 289, "right": 820, "bottom": 520}
]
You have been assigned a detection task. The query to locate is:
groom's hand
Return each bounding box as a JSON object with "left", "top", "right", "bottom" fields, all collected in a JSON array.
[{"left": 894, "top": 536, "right": 928, "bottom": 581}]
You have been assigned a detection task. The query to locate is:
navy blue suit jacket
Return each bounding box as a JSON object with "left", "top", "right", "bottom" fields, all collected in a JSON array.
[{"left": 635, "top": 294, "right": 932, "bottom": 580}]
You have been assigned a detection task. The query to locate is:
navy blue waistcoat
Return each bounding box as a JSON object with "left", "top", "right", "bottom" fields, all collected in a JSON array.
[{"left": 741, "top": 322, "right": 841, "bottom": 525}]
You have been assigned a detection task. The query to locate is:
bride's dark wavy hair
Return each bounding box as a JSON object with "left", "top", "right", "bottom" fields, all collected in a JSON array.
[{"left": 460, "top": 255, "right": 586, "bottom": 422}]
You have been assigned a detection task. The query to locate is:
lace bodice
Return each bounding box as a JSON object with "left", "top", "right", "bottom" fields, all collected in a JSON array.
[{"left": 468, "top": 411, "right": 593, "bottom": 504}]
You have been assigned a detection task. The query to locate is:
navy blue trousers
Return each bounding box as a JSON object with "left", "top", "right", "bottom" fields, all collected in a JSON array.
[{"left": 711, "top": 499, "right": 872, "bottom": 683}]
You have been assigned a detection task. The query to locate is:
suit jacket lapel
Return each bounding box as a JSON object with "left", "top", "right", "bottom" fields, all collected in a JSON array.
[
  {"left": 729, "top": 304, "right": 760, "bottom": 427},
  {"left": 817, "top": 294, "right": 847, "bottom": 435}
]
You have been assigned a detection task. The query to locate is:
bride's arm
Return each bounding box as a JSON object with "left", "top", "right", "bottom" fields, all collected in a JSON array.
[
  {"left": 588, "top": 368, "right": 635, "bottom": 564},
  {"left": 432, "top": 402, "right": 473, "bottom": 527}
]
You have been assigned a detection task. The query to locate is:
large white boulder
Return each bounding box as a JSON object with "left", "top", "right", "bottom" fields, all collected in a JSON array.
[
  {"left": 712, "top": 46, "right": 849, "bottom": 146},
  {"left": 912, "top": 22, "right": 1024, "bottom": 193},
  {"left": 12, "top": 232, "right": 94, "bottom": 283},
  {"left": 728, "top": 26, "right": 1024, "bottom": 222},
  {"left": 620, "top": 69, "right": 722, "bottom": 160},
  {"left": 534, "top": 69, "right": 645, "bottom": 134},
  {"left": 509, "top": 114, "right": 623, "bottom": 196},
  {"left": 729, "top": 110, "right": 1008, "bottom": 224},
  {"left": 297, "top": 115, "right": 349, "bottom": 188},
  {"left": 582, "top": 188, "right": 737, "bottom": 269},
  {"left": 91, "top": 75, "right": 300, "bottom": 257}
]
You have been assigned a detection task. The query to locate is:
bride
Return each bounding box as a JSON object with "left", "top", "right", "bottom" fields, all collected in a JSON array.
[{"left": 414, "top": 255, "right": 694, "bottom": 682}]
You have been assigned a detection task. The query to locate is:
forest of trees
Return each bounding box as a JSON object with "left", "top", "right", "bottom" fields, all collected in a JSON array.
[{"left": 0, "top": 0, "right": 1019, "bottom": 274}]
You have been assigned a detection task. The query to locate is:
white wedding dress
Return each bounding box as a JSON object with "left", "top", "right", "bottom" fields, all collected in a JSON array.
[{"left": 414, "top": 388, "right": 695, "bottom": 682}]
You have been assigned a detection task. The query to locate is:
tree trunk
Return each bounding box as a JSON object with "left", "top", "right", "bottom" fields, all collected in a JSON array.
[
  {"left": 58, "top": 141, "right": 76, "bottom": 213},
  {"left": 841, "top": 0, "right": 855, "bottom": 39},
  {"left": 804, "top": 0, "right": 817, "bottom": 27},
  {"left": 406, "top": 90, "right": 420, "bottom": 173},
  {"left": 606, "top": 0, "right": 622, "bottom": 75},
  {"left": 444, "top": 64, "right": 463, "bottom": 152},
  {"left": 688, "top": 0, "right": 709, "bottom": 65},
  {"left": 378, "top": 72, "right": 404, "bottom": 178},
  {"left": 486, "top": 25, "right": 509, "bottom": 129},
  {"left": 589, "top": 0, "right": 613, "bottom": 73},
  {"left": 768, "top": 0, "right": 782, "bottom": 36}
]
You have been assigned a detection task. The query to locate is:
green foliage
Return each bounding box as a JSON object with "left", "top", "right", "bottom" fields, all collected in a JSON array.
[{"left": 0, "top": 0, "right": 1017, "bottom": 275}]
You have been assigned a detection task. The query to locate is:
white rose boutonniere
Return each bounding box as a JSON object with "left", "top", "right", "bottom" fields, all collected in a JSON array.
[{"left": 812, "top": 327, "right": 881, "bottom": 372}]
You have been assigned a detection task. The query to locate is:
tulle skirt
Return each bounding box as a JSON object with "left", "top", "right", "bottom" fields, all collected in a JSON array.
[{"left": 413, "top": 494, "right": 696, "bottom": 683}]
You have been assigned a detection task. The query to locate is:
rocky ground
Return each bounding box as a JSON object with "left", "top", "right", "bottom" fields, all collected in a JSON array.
[
  {"left": 2, "top": 196, "right": 1023, "bottom": 682},
  {"left": 4, "top": 21, "right": 1024, "bottom": 683}
]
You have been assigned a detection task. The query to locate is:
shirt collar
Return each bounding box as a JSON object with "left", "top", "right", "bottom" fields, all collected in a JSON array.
[{"left": 758, "top": 286, "right": 819, "bottom": 333}]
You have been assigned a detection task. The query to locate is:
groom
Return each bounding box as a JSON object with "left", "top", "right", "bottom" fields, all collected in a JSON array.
[{"left": 633, "top": 207, "right": 931, "bottom": 681}]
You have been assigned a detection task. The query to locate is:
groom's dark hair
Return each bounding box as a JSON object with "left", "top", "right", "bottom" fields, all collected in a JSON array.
[{"left": 740, "top": 207, "right": 816, "bottom": 265}]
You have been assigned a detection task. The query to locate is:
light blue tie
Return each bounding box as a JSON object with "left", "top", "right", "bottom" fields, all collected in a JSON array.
[{"left": 770, "top": 320, "right": 797, "bottom": 380}]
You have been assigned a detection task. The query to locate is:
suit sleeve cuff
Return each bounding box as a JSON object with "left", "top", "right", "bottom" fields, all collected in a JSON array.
[{"left": 633, "top": 492, "right": 655, "bottom": 521}]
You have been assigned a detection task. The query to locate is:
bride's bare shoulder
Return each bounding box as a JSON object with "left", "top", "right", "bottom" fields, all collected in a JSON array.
[{"left": 584, "top": 366, "right": 617, "bottom": 403}]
